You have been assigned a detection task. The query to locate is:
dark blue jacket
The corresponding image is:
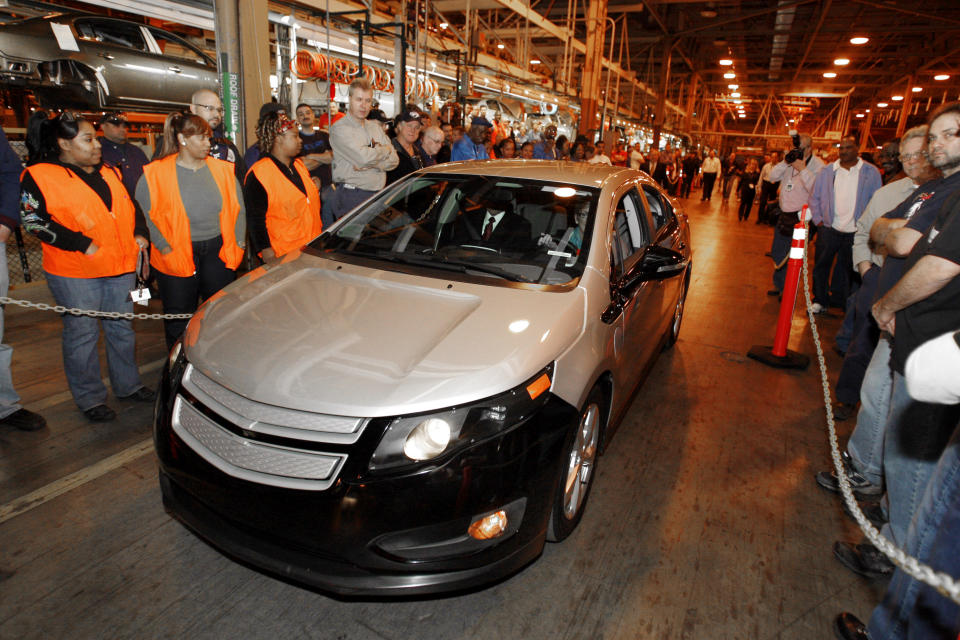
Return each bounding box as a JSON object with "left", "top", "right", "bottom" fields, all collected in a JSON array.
[{"left": 0, "top": 128, "right": 22, "bottom": 230}]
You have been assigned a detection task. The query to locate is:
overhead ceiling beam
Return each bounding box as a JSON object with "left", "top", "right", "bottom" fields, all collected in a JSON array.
[{"left": 489, "top": 0, "right": 685, "bottom": 115}]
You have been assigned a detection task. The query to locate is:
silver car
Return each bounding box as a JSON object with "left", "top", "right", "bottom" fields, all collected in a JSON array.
[
  {"left": 154, "top": 160, "right": 692, "bottom": 595},
  {"left": 0, "top": 12, "right": 216, "bottom": 110}
]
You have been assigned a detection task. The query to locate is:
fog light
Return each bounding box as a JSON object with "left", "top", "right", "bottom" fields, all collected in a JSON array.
[
  {"left": 403, "top": 418, "right": 451, "bottom": 460},
  {"left": 468, "top": 510, "right": 508, "bottom": 540}
]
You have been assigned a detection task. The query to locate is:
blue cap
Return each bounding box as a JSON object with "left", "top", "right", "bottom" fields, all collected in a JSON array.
[{"left": 471, "top": 116, "right": 493, "bottom": 128}]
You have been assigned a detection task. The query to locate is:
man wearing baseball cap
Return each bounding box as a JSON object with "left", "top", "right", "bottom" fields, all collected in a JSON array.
[
  {"left": 451, "top": 116, "right": 492, "bottom": 161},
  {"left": 98, "top": 111, "right": 148, "bottom": 198}
]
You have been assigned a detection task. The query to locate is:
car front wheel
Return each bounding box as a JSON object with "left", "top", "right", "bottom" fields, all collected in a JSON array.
[{"left": 546, "top": 386, "right": 604, "bottom": 542}]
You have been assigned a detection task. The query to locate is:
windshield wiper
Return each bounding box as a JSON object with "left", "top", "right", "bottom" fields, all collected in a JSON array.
[{"left": 328, "top": 247, "right": 531, "bottom": 282}]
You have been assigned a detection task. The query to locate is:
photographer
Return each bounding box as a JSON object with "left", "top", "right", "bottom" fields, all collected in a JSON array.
[{"left": 766, "top": 133, "right": 824, "bottom": 296}]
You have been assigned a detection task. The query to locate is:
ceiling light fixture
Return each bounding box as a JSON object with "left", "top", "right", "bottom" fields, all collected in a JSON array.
[
  {"left": 850, "top": 37, "right": 869, "bottom": 45},
  {"left": 723, "top": 72, "right": 736, "bottom": 79},
  {"left": 701, "top": 9, "right": 718, "bottom": 18},
  {"left": 731, "top": 92, "right": 741, "bottom": 98},
  {"left": 823, "top": 72, "right": 837, "bottom": 78},
  {"left": 728, "top": 84, "right": 739, "bottom": 90},
  {"left": 856, "top": 113, "right": 864, "bottom": 118},
  {"left": 530, "top": 59, "right": 541, "bottom": 65},
  {"left": 912, "top": 87, "right": 923, "bottom": 92},
  {"left": 497, "top": 43, "right": 504, "bottom": 49},
  {"left": 719, "top": 59, "right": 733, "bottom": 66},
  {"left": 877, "top": 102, "right": 888, "bottom": 107},
  {"left": 935, "top": 74, "right": 950, "bottom": 81},
  {"left": 834, "top": 58, "right": 850, "bottom": 66},
  {"left": 439, "top": 22, "right": 448, "bottom": 28},
  {"left": 892, "top": 95, "right": 904, "bottom": 101},
  {"left": 734, "top": 99, "right": 742, "bottom": 104}
]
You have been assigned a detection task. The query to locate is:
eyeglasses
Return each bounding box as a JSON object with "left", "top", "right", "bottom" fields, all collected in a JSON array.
[
  {"left": 193, "top": 103, "right": 224, "bottom": 114},
  {"left": 900, "top": 150, "right": 928, "bottom": 162},
  {"left": 425, "top": 136, "right": 444, "bottom": 144},
  {"left": 928, "top": 129, "right": 960, "bottom": 144}
]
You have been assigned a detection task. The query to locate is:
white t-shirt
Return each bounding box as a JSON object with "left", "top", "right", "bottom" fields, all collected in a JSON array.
[{"left": 588, "top": 154, "right": 612, "bottom": 165}]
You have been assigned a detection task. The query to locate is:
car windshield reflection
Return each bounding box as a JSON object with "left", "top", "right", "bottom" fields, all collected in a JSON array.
[{"left": 310, "top": 174, "right": 598, "bottom": 286}]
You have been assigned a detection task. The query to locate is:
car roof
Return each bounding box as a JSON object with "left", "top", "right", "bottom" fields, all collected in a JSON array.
[{"left": 424, "top": 160, "right": 640, "bottom": 190}]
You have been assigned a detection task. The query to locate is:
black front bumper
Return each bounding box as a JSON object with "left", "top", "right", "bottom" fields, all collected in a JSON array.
[{"left": 154, "top": 363, "right": 578, "bottom": 596}]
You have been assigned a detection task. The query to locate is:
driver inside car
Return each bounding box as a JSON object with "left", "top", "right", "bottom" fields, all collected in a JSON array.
[{"left": 449, "top": 187, "right": 534, "bottom": 252}]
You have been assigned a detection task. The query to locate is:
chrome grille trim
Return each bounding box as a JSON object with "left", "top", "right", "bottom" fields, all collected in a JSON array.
[
  {"left": 172, "top": 396, "right": 345, "bottom": 491},
  {"left": 181, "top": 364, "right": 365, "bottom": 445}
]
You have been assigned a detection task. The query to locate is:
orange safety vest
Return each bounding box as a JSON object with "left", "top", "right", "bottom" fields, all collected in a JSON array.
[
  {"left": 247, "top": 157, "right": 322, "bottom": 257},
  {"left": 141, "top": 155, "right": 243, "bottom": 277},
  {"left": 24, "top": 163, "right": 139, "bottom": 279}
]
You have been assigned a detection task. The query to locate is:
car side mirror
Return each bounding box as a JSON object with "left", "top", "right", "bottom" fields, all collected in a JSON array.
[{"left": 638, "top": 245, "right": 687, "bottom": 281}]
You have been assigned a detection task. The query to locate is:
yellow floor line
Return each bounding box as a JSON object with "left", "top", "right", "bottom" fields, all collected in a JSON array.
[{"left": 0, "top": 438, "right": 154, "bottom": 525}]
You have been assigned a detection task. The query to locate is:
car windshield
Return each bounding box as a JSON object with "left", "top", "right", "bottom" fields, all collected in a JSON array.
[{"left": 309, "top": 173, "right": 598, "bottom": 286}]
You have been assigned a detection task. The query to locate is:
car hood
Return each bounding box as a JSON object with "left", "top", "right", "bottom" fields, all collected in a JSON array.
[{"left": 184, "top": 253, "right": 585, "bottom": 417}]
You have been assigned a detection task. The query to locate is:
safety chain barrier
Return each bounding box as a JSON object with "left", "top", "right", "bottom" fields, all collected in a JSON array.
[
  {"left": 0, "top": 296, "right": 193, "bottom": 321},
  {"left": 799, "top": 228, "right": 960, "bottom": 605}
]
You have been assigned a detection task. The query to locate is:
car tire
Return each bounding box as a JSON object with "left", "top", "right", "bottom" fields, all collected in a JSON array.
[
  {"left": 663, "top": 268, "right": 690, "bottom": 350},
  {"left": 546, "top": 386, "right": 604, "bottom": 542}
]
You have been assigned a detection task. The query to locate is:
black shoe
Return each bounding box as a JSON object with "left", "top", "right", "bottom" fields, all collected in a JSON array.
[
  {"left": 834, "top": 612, "right": 870, "bottom": 640},
  {"left": 119, "top": 387, "right": 155, "bottom": 402},
  {"left": 842, "top": 499, "right": 887, "bottom": 527},
  {"left": 84, "top": 404, "right": 117, "bottom": 422},
  {"left": 833, "top": 541, "right": 895, "bottom": 578},
  {"left": 834, "top": 401, "right": 857, "bottom": 421},
  {"left": 815, "top": 452, "right": 882, "bottom": 497},
  {"left": 0, "top": 408, "right": 46, "bottom": 431},
  {"left": 834, "top": 345, "right": 847, "bottom": 358},
  {"left": 767, "top": 289, "right": 781, "bottom": 296}
]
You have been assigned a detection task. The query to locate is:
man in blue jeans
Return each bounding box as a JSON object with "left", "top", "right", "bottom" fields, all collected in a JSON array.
[
  {"left": 834, "top": 331, "right": 960, "bottom": 639},
  {"left": 0, "top": 129, "right": 45, "bottom": 431},
  {"left": 827, "top": 104, "right": 960, "bottom": 582}
]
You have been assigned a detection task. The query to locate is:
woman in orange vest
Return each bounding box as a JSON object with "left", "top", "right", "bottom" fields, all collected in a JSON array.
[
  {"left": 135, "top": 113, "right": 246, "bottom": 349},
  {"left": 20, "top": 111, "right": 153, "bottom": 422},
  {"left": 244, "top": 112, "right": 322, "bottom": 262}
]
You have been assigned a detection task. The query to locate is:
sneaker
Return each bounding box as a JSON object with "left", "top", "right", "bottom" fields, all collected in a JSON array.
[
  {"left": 0, "top": 408, "right": 47, "bottom": 431},
  {"left": 833, "top": 541, "right": 894, "bottom": 578},
  {"left": 84, "top": 404, "right": 117, "bottom": 422},
  {"left": 811, "top": 302, "right": 825, "bottom": 314},
  {"left": 815, "top": 452, "right": 882, "bottom": 497},
  {"left": 833, "top": 612, "right": 870, "bottom": 640},
  {"left": 118, "top": 387, "right": 156, "bottom": 402}
]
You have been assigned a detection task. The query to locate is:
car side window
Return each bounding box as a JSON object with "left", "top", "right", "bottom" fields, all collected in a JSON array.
[
  {"left": 610, "top": 190, "right": 649, "bottom": 274},
  {"left": 148, "top": 28, "right": 212, "bottom": 66},
  {"left": 640, "top": 184, "right": 676, "bottom": 231},
  {"left": 75, "top": 19, "right": 147, "bottom": 51}
]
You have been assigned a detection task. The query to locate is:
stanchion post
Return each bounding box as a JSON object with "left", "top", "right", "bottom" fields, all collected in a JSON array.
[{"left": 748, "top": 207, "right": 811, "bottom": 369}]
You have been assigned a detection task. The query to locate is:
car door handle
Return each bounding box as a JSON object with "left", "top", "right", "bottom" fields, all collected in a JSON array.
[
  {"left": 98, "top": 53, "right": 114, "bottom": 60},
  {"left": 168, "top": 65, "right": 182, "bottom": 73}
]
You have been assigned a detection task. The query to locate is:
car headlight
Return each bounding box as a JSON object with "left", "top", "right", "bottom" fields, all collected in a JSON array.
[{"left": 368, "top": 363, "right": 554, "bottom": 474}]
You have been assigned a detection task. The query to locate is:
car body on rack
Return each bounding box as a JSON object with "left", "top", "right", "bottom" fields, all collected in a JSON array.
[{"left": 0, "top": 12, "right": 216, "bottom": 110}]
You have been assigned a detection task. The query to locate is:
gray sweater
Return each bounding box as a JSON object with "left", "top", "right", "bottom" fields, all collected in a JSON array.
[{"left": 135, "top": 162, "right": 245, "bottom": 254}]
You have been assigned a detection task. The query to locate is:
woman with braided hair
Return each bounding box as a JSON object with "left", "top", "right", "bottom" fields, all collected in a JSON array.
[
  {"left": 135, "top": 112, "right": 246, "bottom": 349},
  {"left": 243, "top": 111, "right": 322, "bottom": 263}
]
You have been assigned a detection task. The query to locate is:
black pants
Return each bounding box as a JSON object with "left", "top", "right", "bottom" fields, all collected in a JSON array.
[
  {"left": 701, "top": 173, "right": 717, "bottom": 200},
  {"left": 812, "top": 226, "right": 855, "bottom": 308},
  {"left": 154, "top": 236, "right": 236, "bottom": 349},
  {"left": 738, "top": 190, "right": 756, "bottom": 220},
  {"left": 756, "top": 181, "right": 778, "bottom": 222},
  {"left": 680, "top": 176, "right": 694, "bottom": 198}
]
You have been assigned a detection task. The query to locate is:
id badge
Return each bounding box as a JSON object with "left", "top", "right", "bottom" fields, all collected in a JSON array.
[{"left": 130, "top": 287, "right": 151, "bottom": 306}]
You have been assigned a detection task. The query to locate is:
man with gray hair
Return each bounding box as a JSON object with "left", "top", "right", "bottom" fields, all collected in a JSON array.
[
  {"left": 419, "top": 125, "right": 445, "bottom": 166},
  {"left": 327, "top": 78, "right": 398, "bottom": 224}
]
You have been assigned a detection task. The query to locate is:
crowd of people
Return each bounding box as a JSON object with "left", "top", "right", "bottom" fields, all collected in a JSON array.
[{"left": 2, "top": 80, "right": 959, "bottom": 637}]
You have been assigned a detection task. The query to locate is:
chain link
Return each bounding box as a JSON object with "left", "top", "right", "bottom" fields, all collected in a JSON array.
[
  {"left": 0, "top": 296, "right": 193, "bottom": 320},
  {"left": 799, "top": 226, "right": 960, "bottom": 605}
]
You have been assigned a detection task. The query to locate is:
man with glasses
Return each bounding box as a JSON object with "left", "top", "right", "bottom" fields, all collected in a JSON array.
[
  {"left": 419, "top": 126, "right": 445, "bottom": 166},
  {"left": 833, "top": 101, "right": 960, "bottom": 640},
  {"left": 189, "top": 88, "right": 245, "bottom": 180},
  {"left": 98, "top": 111, "right": 148, "bottom": 198}
]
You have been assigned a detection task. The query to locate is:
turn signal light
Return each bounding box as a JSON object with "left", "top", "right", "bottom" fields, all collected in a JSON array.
[{"left": 468, "top": 510, "right": 508, "bottom": 540}]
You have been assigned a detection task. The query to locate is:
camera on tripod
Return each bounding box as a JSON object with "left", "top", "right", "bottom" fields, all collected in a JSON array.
[{"left": 784, "top": 129, "right": 804, "bottom": 164}]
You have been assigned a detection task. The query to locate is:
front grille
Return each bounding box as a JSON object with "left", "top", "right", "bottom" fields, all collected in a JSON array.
[
  {"left": 172, "top": 396, "right": 346, "bottom": 491},
  {"left": 181, "top": 364, "right": 365, "bottom": 444}
]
